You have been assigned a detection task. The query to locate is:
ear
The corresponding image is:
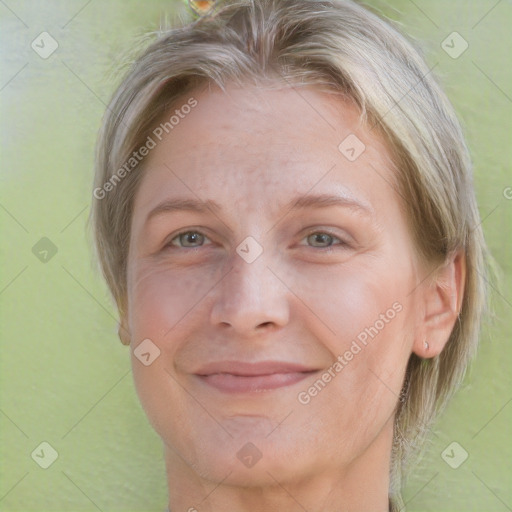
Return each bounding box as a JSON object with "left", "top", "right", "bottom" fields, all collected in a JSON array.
[
  {"left": 118, "top": 315, "right": 132, "bottom": 346},
  {"left": 413, "top": 249, "right": 466, "bottom": 358}
]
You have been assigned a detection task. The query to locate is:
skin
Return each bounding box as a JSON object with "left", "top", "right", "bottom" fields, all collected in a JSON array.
[{"left": 120, "top": 83, "right": 465, "bottom": 512}]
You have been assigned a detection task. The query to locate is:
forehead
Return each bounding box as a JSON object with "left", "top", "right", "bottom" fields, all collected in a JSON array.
[{"left": 132, "top": 83, "right": 397, "bottom": 219}]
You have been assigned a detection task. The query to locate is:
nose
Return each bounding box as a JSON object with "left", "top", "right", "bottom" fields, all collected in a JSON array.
[{"left": 209, "top": 251, "right": 290, "bottom": 334}]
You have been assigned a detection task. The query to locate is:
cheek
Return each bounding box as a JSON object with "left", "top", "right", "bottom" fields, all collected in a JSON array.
[
  {"left": 126, "top": 262, "right": 213, "bottom": 409},
  {"left": 127, "top": 260, "right": 218, "bottom": 341},
  {"left": 289, "top": 259, "right": 410, "bottom": 343},
  {"left": 290, "top": 260, "right": 414, "bottom": 420}
]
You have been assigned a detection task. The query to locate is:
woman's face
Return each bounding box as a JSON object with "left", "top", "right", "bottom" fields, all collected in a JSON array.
[{"left": 124, "top": 83, "right": 427, "bottom": 486}]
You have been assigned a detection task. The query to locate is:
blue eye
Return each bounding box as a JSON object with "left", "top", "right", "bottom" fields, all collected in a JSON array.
[
  {"left": 170, "top": 231, "right": 207, "bottom": 248},
  {"left": 166, "top": 230, "right": 345, "bottom": 250},
  {"left": 305, "top": 232, "right": 343, "bottom": 247}
]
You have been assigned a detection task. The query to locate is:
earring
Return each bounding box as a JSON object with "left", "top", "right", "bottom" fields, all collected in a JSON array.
[{"left": 424, "top": 340, "right": 429, "bottom": 351}]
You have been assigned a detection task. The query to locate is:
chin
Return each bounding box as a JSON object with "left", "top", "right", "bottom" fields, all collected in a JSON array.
[
  {"left": 164, "top": 427, "right": 319, "bottom": 487},
  {"left": 195, "top": 452, "right": 311, "bottom": 488}
]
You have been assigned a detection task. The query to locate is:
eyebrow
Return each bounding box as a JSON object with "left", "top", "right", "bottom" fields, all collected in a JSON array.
[
  {"left": 145, "top": 198, "right": 221, "bottom": 224},
  {"left": 144, "top": 193, "right": 373, "bottom": 225},
  {"left": 285, "top": 193, "right": 373, "bottom": 215}
]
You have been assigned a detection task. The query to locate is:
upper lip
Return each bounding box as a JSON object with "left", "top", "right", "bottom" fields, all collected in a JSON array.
[{"left": 195, "top": 361, "right": 318, "bottom": 376}]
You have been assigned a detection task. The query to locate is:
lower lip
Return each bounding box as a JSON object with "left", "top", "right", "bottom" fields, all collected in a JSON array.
[{"left": 197, "top": 371, "right": 315, "bottom": 393}]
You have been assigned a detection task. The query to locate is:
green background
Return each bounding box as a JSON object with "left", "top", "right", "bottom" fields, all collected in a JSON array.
[{"left": 1, "top": 1, "right": 511, "bottom": 510}]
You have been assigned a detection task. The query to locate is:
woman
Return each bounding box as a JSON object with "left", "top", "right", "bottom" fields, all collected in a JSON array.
[{"left": 90, "top": 1, "right": 489, "bottom": 510}]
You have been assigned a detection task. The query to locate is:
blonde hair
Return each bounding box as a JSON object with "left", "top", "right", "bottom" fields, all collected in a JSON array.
[{"left": 89, "top": 1, "right": 489, "bottom": 508}]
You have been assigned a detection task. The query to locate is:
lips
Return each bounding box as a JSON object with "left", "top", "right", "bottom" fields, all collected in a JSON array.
[{"left": 194, "top": 361, "right": 318, "bottom": 393}]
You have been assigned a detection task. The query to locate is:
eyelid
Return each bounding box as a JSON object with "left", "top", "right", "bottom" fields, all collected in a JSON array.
[
  {"left": 299, "top": 228, "right": 351, "bottom": 246},
  {"left": 165, "top": 228, "right": 212, "bottom": 248},
  {"left": 161, "top": 227, "right": 352, "bottom": 251}
]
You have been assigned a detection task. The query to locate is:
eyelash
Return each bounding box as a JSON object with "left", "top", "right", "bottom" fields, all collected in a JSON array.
[
  {"left": 301, "top": 230, "right": 348, "bottom": 249},
  {"left": 164, "top": 229, "right": 349, "bottom": 250}
]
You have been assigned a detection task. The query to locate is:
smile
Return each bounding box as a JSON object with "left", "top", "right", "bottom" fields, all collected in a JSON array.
[{"left": 194, "top": 361, "right": 319, "bottom": 393}]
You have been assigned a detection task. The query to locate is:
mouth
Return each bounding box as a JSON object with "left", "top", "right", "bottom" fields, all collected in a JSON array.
[{"left": 194, "top": 361, "right": 319, "bottom": 394}]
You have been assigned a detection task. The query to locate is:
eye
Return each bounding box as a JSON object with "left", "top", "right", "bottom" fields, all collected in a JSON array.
[
  {"left": 303, "top": 231, "right": 345, "bottom": 248},
  {"left": 168, "top": 230, "right": 209, "bottom": 248}
]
